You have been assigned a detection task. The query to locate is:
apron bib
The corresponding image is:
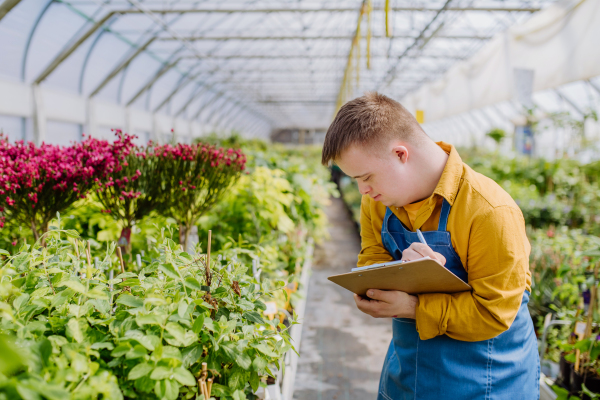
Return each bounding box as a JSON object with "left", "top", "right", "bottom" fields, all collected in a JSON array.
[{"left": 377, "top": 199, "right": 540, "bottom": 400}]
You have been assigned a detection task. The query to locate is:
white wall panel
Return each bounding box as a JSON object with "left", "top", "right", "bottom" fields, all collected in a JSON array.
[
  {"left": 0, "top": 80, "right": 30, "bottom": 117},
  {"left": 43, "top": 88, "right": 86, "bottom": 124},
  {"left": 95, "top": 100, "right": 126, "bottom": 129}
]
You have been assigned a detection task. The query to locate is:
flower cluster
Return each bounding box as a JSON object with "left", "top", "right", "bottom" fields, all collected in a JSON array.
[
  {"left": 0, "top": 131, "right": 134, "bottom": 233},
  {"left": 153, "top": 143, "right": 246, "bottom": 171}
]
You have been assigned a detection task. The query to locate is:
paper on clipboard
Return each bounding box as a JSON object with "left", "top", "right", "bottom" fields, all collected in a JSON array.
[
  {"left": 351, "top": 257, "right": 430, "bottom": 272},
  {"left": 328, "top": 257, "right": 471, "bottom": 296}
]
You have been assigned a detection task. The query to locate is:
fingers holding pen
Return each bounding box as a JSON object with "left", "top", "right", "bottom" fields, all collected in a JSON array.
[{"left": 401, "top": 242, "right": 446, "bottom": 265}]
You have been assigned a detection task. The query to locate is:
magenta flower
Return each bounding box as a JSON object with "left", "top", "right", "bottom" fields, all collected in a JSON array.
[{"left": 0, "top": 131, "right": 134, "bottom": 242}]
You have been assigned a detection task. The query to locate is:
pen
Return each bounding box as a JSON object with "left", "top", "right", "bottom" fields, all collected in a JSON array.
[{"left": 416, "top": 229, "right": 428, "bottom": 246}]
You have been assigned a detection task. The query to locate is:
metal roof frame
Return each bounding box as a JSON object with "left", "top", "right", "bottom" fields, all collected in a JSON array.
[{"left": 0, "top": 0, "right": 561, "bottom": 136}]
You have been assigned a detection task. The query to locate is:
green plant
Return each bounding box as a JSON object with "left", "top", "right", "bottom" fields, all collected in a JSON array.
[
  {"left": 154, "top": 143, "right": 246, "bottom": 251},
  {"left": 0, "top": 133, "right": 133, "bottom": 243},
  {"left": 486, "top": 127, "right": 506, "bottom": 145},
  {"left": 96, "top": 144, "right": 161, "bottom": 254},
  {"left": 0, "top": 224, "right": 294, "bottom": 399}
]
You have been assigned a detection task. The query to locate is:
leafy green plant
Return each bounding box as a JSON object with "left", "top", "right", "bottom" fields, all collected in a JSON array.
[
  {"left": 0, "top": 133, "right": 133, "bottom": 243},
  {"left": 0, "top": 224, "right": 294, "bottom": 399},
  {"left": 486, "top": 127, "right": 506, "bottom": 145},
  {"left": 154, "top": 143, "right": 246, "bottom": 251},
  {"left": 96, "top": 142, "right": 162, "bottom": 255}
]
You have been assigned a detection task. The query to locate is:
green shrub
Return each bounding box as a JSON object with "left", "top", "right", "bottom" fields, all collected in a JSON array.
[{"left": 0, "top": 226, "right": 293, "bottom": 399}]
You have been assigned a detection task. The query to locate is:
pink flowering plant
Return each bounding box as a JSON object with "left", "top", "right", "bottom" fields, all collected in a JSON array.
[
  {"left": 153, "top": 143, "right": 246, "bottom": 250},
  {"left": 0, "top": 133, "right": 133, "bottom": 243},
  {"left": 96, "top": 133, "right": 161, "bottom": 254}
]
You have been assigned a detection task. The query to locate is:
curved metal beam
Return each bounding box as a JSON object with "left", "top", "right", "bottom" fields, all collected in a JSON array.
[
  {"left": 34, "top": 11, "right": 116, "bottom": 84},
  {"left": 21, "top": 0, "right": 54, "bottom": 81},
  {"left": 191, "top": 90, "right": 220, "bottom": 120},
  {"left": 78, "top": 23, "right": 114, "bottom": 94},
  {"left": 163, "top": 34, "right": 492, "bottom": 41},
  {"left": 90, "top": 36, "right": 156, "bottom": 97},
  {"left": 106, "top": 6, "right": 542, "bottom": 13},
  {"left": 174, "top": 84, "right": 211, "bottom": 117},
  {"left": 222, "top": 104, "right": 253, "bottom": 132},
  {"left": 203, "top": 96, "right": 230, "bottom": 125},
  {"left": 0, "top": 0, "right": 21, "bottom": 22},
  {"left": 125, "top": 57, "right": 181, "bottom": 106},
  {"left": 117, "top": 4, "right": 205, "bottom": 104},
  {"left": 152, "top": 69, "right": 203, "bottom": 113},
  {"left": 211, "top": 100, "right": 242, "bottom": 129}
]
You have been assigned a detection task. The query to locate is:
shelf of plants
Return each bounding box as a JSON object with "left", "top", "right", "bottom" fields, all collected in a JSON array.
[
  {"left": 338, "top": 149, "right": 600, "bottom": 400},
  {"left": 0, "top": 132, "right": 337, "bottom": 400}
]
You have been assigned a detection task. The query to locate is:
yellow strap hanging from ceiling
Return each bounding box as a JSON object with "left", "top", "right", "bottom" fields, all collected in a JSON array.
[
  {"left": 335, "top": 0, "right": 376, "bottom": 114},
  {"left": 385, "top": 0, "right": 393, "bottom": 37}
]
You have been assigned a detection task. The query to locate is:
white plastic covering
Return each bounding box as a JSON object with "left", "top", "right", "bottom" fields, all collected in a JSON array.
[{"left": 401, "top": 0, "right": 600, "bottom": 122}]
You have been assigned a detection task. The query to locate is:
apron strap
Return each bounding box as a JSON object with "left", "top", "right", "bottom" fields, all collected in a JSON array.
[
  {"left": 437, "top": 198, "right": 451, "bottom": 231},
  {"left": 383, "top": 207, "right": 393, "bottom": 228}
]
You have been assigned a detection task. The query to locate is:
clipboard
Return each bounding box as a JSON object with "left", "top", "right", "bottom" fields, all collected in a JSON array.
[{"left": 327, "top": 257, "right": 471, "bottom": 296}]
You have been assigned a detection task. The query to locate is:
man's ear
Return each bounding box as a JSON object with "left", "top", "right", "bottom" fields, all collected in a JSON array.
[{"left": 392, "top": 145, "right": 409, "bottom": 163}]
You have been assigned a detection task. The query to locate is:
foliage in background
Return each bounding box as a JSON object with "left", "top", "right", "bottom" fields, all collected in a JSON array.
[
  {"left": 194, "top": 136, "right": 336, "bottom": 275},
  {"left": 0, "top": 226, "right": 293, "bottom": 400},
  {"left": 153, "top": 143, "right": 246, "bottom": 251},
  {"left": 485, "top": 127, "right": 506, "bottom": 146},
  {"left": 0, "top": 134, "right": 335, "bottom": 316},
  {"left": 96, "top": 139, "right": 160, "bottom": 255},
  {"left": 527, "top": 227, "right": 598, "bottom": 323},
  {"left": 462, "top": 150, "right": 600, "bottom": 234}
]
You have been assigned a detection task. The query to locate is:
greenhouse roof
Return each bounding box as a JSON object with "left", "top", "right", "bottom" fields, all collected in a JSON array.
[{"left": 0, "top": 0, "right": 584, "bottom": 140}]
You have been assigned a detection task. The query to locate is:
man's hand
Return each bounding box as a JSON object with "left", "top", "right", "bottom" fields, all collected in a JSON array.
[
  {"left": 353, "top": 289, "right": 419, "bottom": 319},
  {"left": 401, "top": 242, "right": 446, "bottom": 265},
  {"left": 354, "top": 243, "right": 444, "bottom": 319}
]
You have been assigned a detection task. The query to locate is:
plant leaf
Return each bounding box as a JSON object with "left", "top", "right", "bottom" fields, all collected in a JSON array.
[
  {"left": 235, "top": 351, "right": 252, "bottom": 370},
  {"left": 192, "top": 313, "right": 205, "bottom": 334},
  {"left": 159, "top": 263, "right": 180, "bottom": 279},
  {"left": 165, "top": 322, "right": 186, "bottom": 343},
  {"left": 228, "top": 368, "right": 245, "bottom": 390},
  {"left": 243, "top": 311, "right": 265, "bottom": 325},
  {"left": 59, "top": 280, "right": 86, "bottom": 294},
  {"left": 150, "top": 366, "right": 172, "bottom": 380},
  {"left": 172, "top": 367, "right": 196, "bottom": 386},
  {"left": 116, "top": 294, "right": 144, "bottom": 308},
  {"left": 184, "top": 276, "right": 203, "bottom": 291},
  {"left": 66, "top": 318, "right": 84, "bottom": 343},
  {"left": 129, "top": 363, "right": 153, "bottom": 380},
  {"left": 136, "top": 314, "right": 164, "bottom": 327}
]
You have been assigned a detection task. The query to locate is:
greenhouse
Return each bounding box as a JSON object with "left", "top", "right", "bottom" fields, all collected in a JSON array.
[{"left": 0, "top": 0, "right": 599, "bottom": 399}]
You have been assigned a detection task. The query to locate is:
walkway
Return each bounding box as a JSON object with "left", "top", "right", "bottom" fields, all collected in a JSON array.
[{"left": 293, "top": 197, "right": 393, "bottom": 400}]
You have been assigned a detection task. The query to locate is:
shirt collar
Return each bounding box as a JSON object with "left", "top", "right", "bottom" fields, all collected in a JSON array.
[{"left": 432, "top": 142, "right": 463, "bottom": 206}]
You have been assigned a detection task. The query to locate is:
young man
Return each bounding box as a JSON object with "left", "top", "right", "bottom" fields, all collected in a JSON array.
[{"left": 321, "top": 93, "right": 539, "bottom": 399}]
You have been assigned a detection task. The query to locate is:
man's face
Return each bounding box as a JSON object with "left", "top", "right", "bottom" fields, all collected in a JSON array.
[{"left": 335, "top": 142, "right": 418, "bottom": 208}]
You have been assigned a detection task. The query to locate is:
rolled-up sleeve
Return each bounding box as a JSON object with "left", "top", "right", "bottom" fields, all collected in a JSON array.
[{"left": 415, "top": 206, "right": 530, "bottom": 341}]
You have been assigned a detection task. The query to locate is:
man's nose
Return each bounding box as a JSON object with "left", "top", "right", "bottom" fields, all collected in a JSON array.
[{"left": 358, "top": 182, "right": 371, "bottom": 195}]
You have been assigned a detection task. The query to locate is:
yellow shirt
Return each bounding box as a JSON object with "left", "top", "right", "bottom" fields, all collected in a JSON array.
[
  {"left": 403, "top": 198, "right": 428, "bottom": 230},
  {"left": 358, "top": 142, "right": 531, "bottom": 342}
]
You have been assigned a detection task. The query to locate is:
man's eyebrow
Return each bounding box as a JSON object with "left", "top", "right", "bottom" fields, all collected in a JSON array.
[{"left": 351, "top": 172, "right": 370, "bottom": 179}]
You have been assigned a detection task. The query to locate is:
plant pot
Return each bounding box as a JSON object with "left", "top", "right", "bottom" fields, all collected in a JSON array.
[
  {"left": 559, "top": 353, "right": 573, "bottom": 391},
  {"left": 542, "top": 360, "right": 560, "bottom": 380},
  {"left": 571, "top": 369, "right": 600, "bottom": 400}
]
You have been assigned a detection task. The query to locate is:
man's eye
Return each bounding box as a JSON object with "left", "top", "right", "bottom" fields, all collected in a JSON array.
[{"left": 363, "top": 176, "right": 370, "bottom": 182}]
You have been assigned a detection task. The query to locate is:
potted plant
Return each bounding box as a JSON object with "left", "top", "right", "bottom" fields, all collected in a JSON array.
[{"left": 0, "top": 131, "right": 133, "bottom": 244}]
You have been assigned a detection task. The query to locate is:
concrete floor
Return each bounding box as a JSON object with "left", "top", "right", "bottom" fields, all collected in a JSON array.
[{"left": 293, "top": 197, "right": 393, "bottom": 400}]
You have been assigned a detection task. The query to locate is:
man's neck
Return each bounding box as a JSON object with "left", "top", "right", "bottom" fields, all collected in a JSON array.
[{"left": 409, "top": 141, "right": 449, "bottom": 201}]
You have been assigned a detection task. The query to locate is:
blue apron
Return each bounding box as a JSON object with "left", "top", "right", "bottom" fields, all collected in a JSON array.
[{"left": 377, "top": 199, "right": 540, "bottom": 400}]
